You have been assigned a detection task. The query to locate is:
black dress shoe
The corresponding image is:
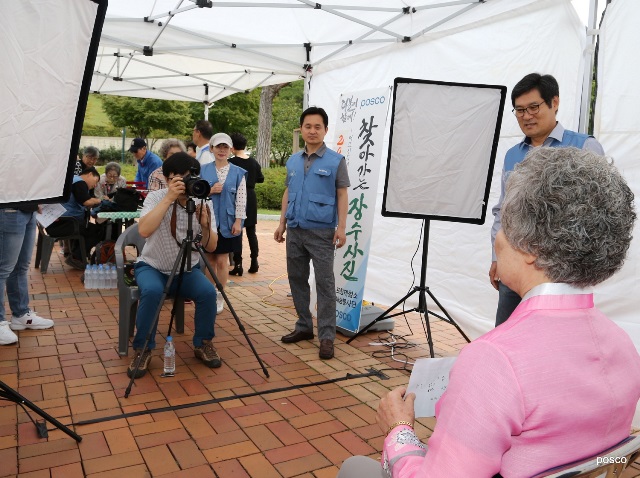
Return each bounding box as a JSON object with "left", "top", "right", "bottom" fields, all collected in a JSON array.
[
  {"left": 281, "top": 330, "right": 314, "bottom": 343},
  {"left": 248, "top": 259, "right": 259, "bottom": 273},
  {"left": 319, "top": 340, "right": 334, "bottom": 360},
  {"left": 229, "top": 264, "right": 243, "bottom": 276}
]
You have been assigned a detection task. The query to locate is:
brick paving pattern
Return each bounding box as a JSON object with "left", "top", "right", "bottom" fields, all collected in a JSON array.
[{"left": 1, "top": 221, "right": 639, "bottom": 477}]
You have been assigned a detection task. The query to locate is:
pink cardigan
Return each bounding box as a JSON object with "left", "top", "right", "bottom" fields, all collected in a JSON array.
[{"left": 382, "top": 284, "right": 640, "bottom": 478}]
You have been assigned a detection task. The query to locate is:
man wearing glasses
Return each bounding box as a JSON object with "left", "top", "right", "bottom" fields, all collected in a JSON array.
[{"left": 489, "top": 73, "right": 604, "bottom": 326}]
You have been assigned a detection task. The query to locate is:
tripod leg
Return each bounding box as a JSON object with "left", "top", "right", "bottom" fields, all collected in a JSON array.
[
  {"left": 167, "top": 244, "right": 189, "bottom": 337},
  {"left": 425, "top": 288, "right": 471, "bottom": 343},
  {"left": 346, "top": 288, "right": 421, "bottom": 344},
  {"left": 125, "top": 241, "right": 191, "bottom": 397},
  {"left": 195, "top": 243, "right": 270, "bottom": 379},
  {"left": 0, "top": 381, "right": 82, "bottom": 442}
]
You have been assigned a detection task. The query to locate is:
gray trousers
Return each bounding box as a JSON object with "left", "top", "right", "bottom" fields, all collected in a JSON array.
[
  {"left": 337, "top": 456, "right": 384, "bottom": 478},
  {"left": 286, "top": 227, "right": 336, "bottom": 341}
]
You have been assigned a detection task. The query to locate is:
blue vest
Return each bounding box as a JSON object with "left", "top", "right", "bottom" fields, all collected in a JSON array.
[
  {"left": 504, "top": 130, "right": 591, "bottom": 174},
  {"left": 62, "top": 176, "right": 87, "bottom": 221},
  {"left": 201, "top": 163, "right": 246, "bottom": 238},
  {"left": 285, "top": 148, "right": 342, "bottom": 229}
]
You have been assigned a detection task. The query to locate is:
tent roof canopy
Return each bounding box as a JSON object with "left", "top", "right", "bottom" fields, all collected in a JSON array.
[{"left": 93, "top": 0, "right": 507, "bottom": 102}]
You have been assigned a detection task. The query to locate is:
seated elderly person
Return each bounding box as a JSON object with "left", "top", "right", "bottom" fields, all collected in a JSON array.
[
  {"left": 148, "top": 138, "right": 186, "bottom": 192},
  {"left": 127, "top": 152, "right": 220, "bottom": 379},
  {"left": 74, "top": 146, "right": 99, "bottom": 176},
  {"left": 46, "top": 167, "right": 105, "bottom": 269},
  {"left": 95, "top": 162, "right": 127, "bottom": 200},
  {"left": 338, "top": 147, "right": 640, "bottom": 478}
]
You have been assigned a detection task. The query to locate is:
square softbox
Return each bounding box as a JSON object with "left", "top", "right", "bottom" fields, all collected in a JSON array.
[
  {"left": 382, "top": 78, "right": 506, "bottom": 224},
  {"left": 0, "top": 0, "right": 107, "bottom": 207}
]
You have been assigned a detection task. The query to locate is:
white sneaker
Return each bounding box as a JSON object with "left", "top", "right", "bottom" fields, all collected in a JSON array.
[
  {"left": 10, "top": 310, "right": 54, "bottom": 330},
  {"left": 0, "top": 321, "right": 18, "bottom": 345},
  {"left": 216, "top": 295, "right": 224, "bottom": 314}
]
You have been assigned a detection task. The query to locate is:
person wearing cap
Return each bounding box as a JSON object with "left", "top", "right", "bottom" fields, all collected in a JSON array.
[
  {"left": 200, "top": 133, "right": 247, "bottom": 314},
  {"left": 129, "top": 138, "right": 163, "bottom": 188}
]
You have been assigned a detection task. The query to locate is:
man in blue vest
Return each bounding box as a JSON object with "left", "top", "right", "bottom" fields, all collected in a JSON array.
[
  {"left": 130, "top": 138, "right": 163, "bottom": 188},
  {"left": 489, "top": 73, "right": 604, "bottom": 326},
  {"left": 274, "top": 107, "right": 350, "bottom": 360},
  {"left": 46, "top": 168, "right": 104, "bottom": 269}
]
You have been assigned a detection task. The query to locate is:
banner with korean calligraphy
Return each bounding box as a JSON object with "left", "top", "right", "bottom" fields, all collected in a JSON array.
[{"left": 334, "top": 87, "right": 391, "bottom": 333}]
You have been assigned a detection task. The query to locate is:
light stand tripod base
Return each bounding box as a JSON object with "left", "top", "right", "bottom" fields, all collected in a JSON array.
[
  {"left": 0, "top": 380, "right": 82, "bottom": 442},
  {"left": 338, "top": 304, "right": 394, "bottom": 337}
]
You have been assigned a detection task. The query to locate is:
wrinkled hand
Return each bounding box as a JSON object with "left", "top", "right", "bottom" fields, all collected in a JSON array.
[
  {"left": 210, "top": 182, "right": 223, "bottom": 194},
  {"left": 196, "top": 204, "right": 210, "bottom": 230},
  {"left": 376, "top": 386, "right": 416, "bottom": 435},
  {"left": 274, "top": 223, "right": 286, "bottom": 243},
  {"left": 231, "top": 219, "right": 241, "bottom": 236},
  {"left": 489, "top": 261, "right": 499, "bottom": 290},
  {"left": 167, "top": 175, "right": 186, "bottom": 201},
  {"left": 333, "top": 227, "right": 346, "bottom": 249}
]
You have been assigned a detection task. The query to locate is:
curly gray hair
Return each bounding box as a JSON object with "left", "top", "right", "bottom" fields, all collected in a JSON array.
[
  {"left": 502, "top": 147, "right": 635, "bottom": 287},
  {"left": 159, "top": 138, "right": 186, "bottom": 160}
]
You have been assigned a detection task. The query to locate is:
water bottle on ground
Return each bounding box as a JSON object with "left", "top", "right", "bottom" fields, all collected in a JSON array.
[
  {"left": 163, "top": 336, "right": 176, "bottom": 375},
  {"left": 97, "top": 264, "right": 105, "bottom": 289},
  {"left": 111, "top": 264, "right": 117, "bottom": 289},
  {"left": 84, "top": 265, "right": 92, "bottom": 289},
  {"left": 91, "top": 264, "right": 98, "bottom": 289}
]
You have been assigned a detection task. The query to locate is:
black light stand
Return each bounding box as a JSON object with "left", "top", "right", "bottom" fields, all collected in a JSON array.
[
  {"left": 346, "top": 220, "right": 470, "bottom": 357},
  {"left": 125, "top": 197, "right": 269, "bottom": 397},
  {"left": 0, "top": 380, "right": 82, "bottom": 441}
]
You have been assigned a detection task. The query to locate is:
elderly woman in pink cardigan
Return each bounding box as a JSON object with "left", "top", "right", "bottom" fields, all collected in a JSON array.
[{"left": 339, "top": 147, "right": 640, "bottom": 478}]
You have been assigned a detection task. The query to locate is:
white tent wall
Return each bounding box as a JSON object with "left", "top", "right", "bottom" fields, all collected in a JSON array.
[
  {"left": 593, "top": 0, "right": 640, "bottom": 350},
  {"left": 308, "top": 0, "right": 589, "bottom": 339}
]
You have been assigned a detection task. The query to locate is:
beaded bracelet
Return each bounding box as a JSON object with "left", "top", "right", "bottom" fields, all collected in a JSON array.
[{"left": 387, "top": 420, "right": 414, "bottom": 435}]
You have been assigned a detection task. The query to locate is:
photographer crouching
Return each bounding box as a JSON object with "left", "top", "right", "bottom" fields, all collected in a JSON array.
[{"left": 128, "top": 153, "right": 220, "bottom": 379}]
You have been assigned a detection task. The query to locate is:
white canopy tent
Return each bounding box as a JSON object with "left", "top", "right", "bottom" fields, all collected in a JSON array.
[{"left": 95, "top": 1, "right": 638, "bottom": 354}]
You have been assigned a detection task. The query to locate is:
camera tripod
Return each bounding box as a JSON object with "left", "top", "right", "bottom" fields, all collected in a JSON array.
[{"left": 125, "top": 197, "right": 269, "bottom": 397}]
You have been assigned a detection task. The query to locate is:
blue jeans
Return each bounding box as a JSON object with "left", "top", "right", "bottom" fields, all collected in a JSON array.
[
  {"left": 0, "top": 209, "right": 37, "bottom": 322},
  {"left": 132, "top": 262, "right": 217, "bottom": 350},
  {"left": 495, "top": 282, "right": 521, "bottom": 327}
]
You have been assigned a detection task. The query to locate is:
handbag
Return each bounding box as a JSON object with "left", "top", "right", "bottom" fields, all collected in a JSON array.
[{"left": 112, "top": 187, "right": 140, "bottom": 211}]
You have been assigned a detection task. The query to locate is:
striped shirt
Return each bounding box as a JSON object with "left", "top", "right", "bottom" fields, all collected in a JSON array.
[{"left": 138, "top": 189, "right": 216, "bottom": 274}]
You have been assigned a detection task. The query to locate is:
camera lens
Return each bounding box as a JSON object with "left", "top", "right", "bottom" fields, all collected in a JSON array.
[{"left": 184, "top": 176, "right": 211, "bottom": 199}]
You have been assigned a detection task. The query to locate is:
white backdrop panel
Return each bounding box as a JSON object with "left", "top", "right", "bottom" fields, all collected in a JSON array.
[
  {"left": 0, "top": 2, "right": 98, "bottom": 203},
  {"left": 593, "top": 0, "right": 640, "bottom": 351},
  {"left": 308, "top": 0, "right": 586, "bottom": 339}
]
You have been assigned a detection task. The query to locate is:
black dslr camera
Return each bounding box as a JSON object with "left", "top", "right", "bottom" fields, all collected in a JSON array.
[{"left": 183, "top": 167, "right": 211, "bottom": 199}]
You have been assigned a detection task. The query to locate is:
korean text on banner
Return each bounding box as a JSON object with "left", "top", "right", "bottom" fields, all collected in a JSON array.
[{"left": 334, "top": 87, "right": 390, "bottom": 333}]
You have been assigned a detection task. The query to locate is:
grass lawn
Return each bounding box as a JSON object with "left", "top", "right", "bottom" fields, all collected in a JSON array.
[{"left": 84, "top": 95, "right": 112, "bottom": 128}]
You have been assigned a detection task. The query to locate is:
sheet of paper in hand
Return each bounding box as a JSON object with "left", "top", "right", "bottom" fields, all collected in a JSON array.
[{"left": 406, "top": 357, "right": 457, "bottom": 418}]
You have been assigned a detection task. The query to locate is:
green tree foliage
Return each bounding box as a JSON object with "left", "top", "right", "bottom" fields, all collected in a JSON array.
[
  {"left": 255, "top": 166, "right": 287, "bottom": 209},
  {"left": 188, "top": 89, "right": 261, "bottom": 144},
  {"left": 100, "top": 96, "right": 192, "bottom": 140}
]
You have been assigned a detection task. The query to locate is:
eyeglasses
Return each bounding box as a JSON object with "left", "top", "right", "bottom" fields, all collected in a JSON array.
[
  {"left": 512, "top": 103, "right": 545, "bottom": 117},
  {"left": 106, "top": 173, "right": 119, "bottom": 179}
]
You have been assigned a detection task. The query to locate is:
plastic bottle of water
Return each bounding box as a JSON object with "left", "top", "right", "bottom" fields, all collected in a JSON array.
[
  {"left": 163, "top": 336, "right": 176, "bottom": 375},
  {"left": 109, "top": 264, "right": 117, "bottom": 289},
  {"left": 98, "top": 264, "right": 105, "bottom": 289},
  {"left": 84, "top": 265, "right": 92, "bottom": 289},
  {"left": 91, "top": 264, "right": 98, "bottom": 289}
]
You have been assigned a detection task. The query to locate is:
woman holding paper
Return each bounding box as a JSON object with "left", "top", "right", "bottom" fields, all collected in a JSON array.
[{"left": 338, "top": 147, "right": 640, "bottom": 478}]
